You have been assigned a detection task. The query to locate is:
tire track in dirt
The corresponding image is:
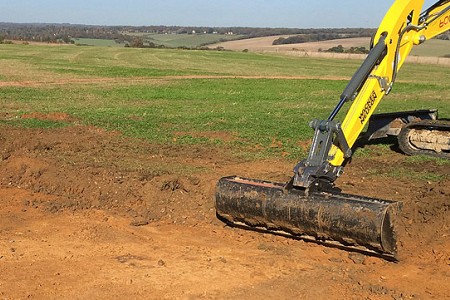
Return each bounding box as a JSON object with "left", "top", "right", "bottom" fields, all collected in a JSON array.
[{"left": 0, "top": 75, "right": 350, "bottom": 88}]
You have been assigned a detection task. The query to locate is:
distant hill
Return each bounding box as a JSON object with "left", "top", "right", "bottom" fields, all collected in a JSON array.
[
  {"left": 1, "top": 23, "right": 447, "bottom": 51},
  {"left": 0, "top": 23, "right": 374, "bottom": 48}
]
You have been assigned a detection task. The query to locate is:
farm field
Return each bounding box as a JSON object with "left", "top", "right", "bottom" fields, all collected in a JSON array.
[
  {"left": 213, "top": 36, "right": 450, "bottom": 58},
  {"left": 72, "top": 38, "right": 124, "bottom": 47},
  {"left": 212, "top": 36, "right": 372, "bottom": 52},
  {"left": 128, "top": 33, "right": 243, "bottom": 48},
  {"left": 73, "top": 33, "right": 243, "bottom": 48},
  {"left": 0, "top": 44, "right": 449, "bottom": 299}
]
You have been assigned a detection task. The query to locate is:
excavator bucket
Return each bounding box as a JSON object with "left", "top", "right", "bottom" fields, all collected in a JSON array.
[{"left": 216, "top": 176, "right": 401, "bottom": 258}]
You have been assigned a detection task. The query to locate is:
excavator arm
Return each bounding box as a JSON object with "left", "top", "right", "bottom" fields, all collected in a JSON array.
[{"left": 293, "top": 0, "right": 450, "bottom": 189}]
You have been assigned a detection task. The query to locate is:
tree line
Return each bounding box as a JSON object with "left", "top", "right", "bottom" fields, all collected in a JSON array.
[
  {"left": 0, "top": 23, "right": 448, "bottom": 46},
  {"left": 0, "top": 23, "right": 127, "bottom": 44},
  {"left": 272, "top": 29, "right": 376, "bottom": 45},
  {"left": 0, "top": 23, "right": 379, "bottom": 44}
]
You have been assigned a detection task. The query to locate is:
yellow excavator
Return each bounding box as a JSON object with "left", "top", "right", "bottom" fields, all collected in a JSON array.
[{"left": 216, "top": 0, "right": 450, "bottom": 259}]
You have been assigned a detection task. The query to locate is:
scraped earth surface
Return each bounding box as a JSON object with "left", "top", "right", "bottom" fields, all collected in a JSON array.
[{"left": 0, "top": 123, "right": 449, "bottom": 299}]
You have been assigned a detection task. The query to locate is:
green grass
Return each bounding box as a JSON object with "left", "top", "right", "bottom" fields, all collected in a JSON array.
[
  {"left": 0, "top": 45, "right": 358, "bottom": 79},
  {"left": 0, "top": 43, "right": 449, "bottom": 160},
  {"left": 404, "top": 155, "right": 450, "bottom": 166},
  {"left": 367, "top": 166, "right": 448, "bottom": 182},
  {"left": 409, "top": 39, "right": 450, "bottom": 57},
  {"left": 72, "top": 38, "right": 124, "bottom": 47}
]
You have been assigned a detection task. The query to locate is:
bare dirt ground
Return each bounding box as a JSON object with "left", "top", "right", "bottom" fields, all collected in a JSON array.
[
  {"left": 0, "top": 117, "right": 449, "bottom": 299},
  {"left": 212, "top": 37, "right": 371, "bottom": 52}
]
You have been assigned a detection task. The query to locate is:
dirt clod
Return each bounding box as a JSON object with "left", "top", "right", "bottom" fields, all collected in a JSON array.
[
  {"left": 130, "top": 217, "right": 149, "bottom": 227},
  {"left": 348, "top": 253, "right": 365, "bottom": 264},
  {"left": 158, "top": 259, "right": 166, "bottom": 267}
]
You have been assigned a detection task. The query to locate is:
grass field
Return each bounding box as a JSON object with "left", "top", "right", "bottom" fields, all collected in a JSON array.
[
  {"left": 121, "top": 33, "right": 243, "bottom": 48},
  {"left": 410, "top": 39, "right": 450, "bottom": 57},
  {"left": 72, "top": 38, "right": 124, "bottom": 47},
  {"left": 71, "top": 33, "right": 242, "bottom": 48},
  {"left": 145, "top": 33, "right": 243, "bottom": 48},
  {"left": 1, "top": 44, "right": 449, "bottom": 159}
]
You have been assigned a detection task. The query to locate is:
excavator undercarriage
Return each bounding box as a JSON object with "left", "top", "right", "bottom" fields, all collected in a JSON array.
[{"left": 366, "top": 109, "right": 450, "bottom": 158}]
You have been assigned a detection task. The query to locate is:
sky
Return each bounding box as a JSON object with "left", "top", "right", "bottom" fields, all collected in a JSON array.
[{"left": 0, "top": 0, "right": 439, "bottom": 28}]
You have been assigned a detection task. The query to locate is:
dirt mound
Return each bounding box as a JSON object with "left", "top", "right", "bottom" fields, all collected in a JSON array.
[{"left": 0, "top": 126, "right": 220, "bottom": 225}]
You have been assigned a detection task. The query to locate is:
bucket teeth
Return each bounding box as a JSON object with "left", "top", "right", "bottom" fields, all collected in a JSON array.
[{"left": 215, "top": 176, "right": 401, "bottom": 258}]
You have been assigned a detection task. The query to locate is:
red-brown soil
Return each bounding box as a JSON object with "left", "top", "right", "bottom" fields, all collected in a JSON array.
[{"left": 0, "top": 122, "right": 448, "bottom": 299}]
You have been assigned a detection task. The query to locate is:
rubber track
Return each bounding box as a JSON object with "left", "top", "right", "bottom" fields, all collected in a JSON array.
[{"left": 398, "top": 120, "right": 450, "bottom": 159}]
